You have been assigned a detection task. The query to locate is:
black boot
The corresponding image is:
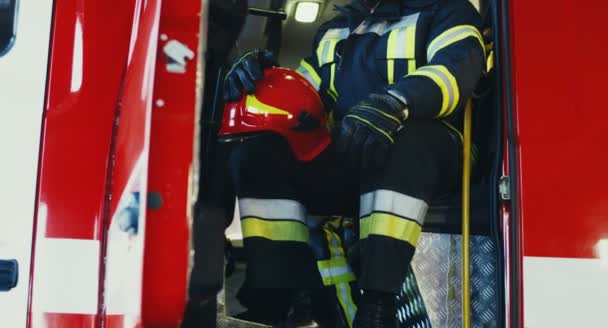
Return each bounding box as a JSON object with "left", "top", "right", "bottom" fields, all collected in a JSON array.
[
  {"left": 353, "top": 290, "right": 398, "bottom": 328},
  {"left": 274, "top": 289, "right": 323, "bottom": 328}
]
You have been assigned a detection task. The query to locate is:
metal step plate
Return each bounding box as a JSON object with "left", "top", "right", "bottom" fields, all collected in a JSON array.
[
  {"left": 218, "top": 233, "right": 499, "bottom": 328},
  {"left": 409, "top": 233, "right": 498, "bottom": 328}
]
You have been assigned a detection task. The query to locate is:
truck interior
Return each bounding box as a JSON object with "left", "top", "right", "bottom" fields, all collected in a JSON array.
[{"left": 189, "top": 0, "right": 506, "bottom": 327}]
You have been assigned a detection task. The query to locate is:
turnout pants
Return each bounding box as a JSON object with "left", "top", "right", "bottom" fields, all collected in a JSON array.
[{"left": 229, "top": 120, "right": 462, "bottom": 295}]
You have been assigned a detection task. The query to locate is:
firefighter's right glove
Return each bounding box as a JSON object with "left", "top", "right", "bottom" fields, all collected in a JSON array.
[
  {"left": 335, "top": 93, "right": 408, "bottom": 169},
  {"left": 223, "top": 49, "right": 277, "bottom": 101}
]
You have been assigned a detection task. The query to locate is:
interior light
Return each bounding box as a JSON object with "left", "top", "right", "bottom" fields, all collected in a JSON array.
[
  {"left": 295, "top": 2, "right": 320, "bottom": 23},
  {"left": 597, "top": 239, "right": 608, "bottom": 266}
]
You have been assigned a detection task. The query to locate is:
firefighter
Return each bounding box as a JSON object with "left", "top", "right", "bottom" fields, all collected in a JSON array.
[{"left": 222, "top": 0, "right": 485, "bottom": 326}]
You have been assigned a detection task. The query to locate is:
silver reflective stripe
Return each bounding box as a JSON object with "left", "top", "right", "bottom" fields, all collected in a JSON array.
[
  {"left": 338, "top": 283, "right": 357, "bottom": 324},
  {"left": 388, "top": 13, "right": 420, "bottom": 33},
  {"left": 321, "top": 226, "right": 357, "bottom": 326},
  {"left": 387, "top": 89, "right": 409, "bottom": 105},
  {"left": 317, "top": 28, "right": 350, "bottom": 65},
  {"left": 296, "top": 68, "right": 320, "bottom": 90},
  {"left": 319, "top": 265, "right": 351, "bottom": 279},
  {"left": 296, "top": 65, "right": 320, "bottom": 91},
  {"left": 323, "top": 27, "right": 351, "bottom": 40},
  {"left": 359, "top": 190, "right": 428, "bottom": 225},
  {"left": 353, "top": 13, "right": 419, "bottom": 36},
  {"left": 427, "top": 25, "right": 484, "bottom": 62},
  {"left": 393, "top": 27, "right": 411, "bottom": 58},
  {"left": 239, "top": 198, "right": 306, "bottom": 222},
  {"left": 319, "top": 40, "right": 332, "bottom": 64},
  {"left": 353, "top": 21, "right": 388, "bottom": 35},
  {"left": 418, "top": 66, "right": 457, "bottom": 114}
]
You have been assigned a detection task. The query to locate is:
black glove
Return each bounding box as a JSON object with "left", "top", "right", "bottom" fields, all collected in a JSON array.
[
  {"left": 223, "top": 49, "right": 277, "bottom": 101},
  {"left": 335, "top": 93, "right": 408, "bottom": 168}
]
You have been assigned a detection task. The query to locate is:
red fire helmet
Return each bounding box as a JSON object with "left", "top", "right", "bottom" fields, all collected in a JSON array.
[{"left": 218, "top": 67, "right": 331, "bottom": 161}]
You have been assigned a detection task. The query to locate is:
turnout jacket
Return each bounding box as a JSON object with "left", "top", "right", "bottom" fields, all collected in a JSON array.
[{"left": 295, "top": 0, "right": 485, "bottom": 129}]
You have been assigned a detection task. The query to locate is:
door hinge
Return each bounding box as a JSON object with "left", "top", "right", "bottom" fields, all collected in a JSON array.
[{"left": 499, "top": 176, "right": 511, "bottom": 200}]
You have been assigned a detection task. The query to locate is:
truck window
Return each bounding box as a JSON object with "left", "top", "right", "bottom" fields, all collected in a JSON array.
[{"left": 0, "top": 0, "right": 17, "bottom": 57}]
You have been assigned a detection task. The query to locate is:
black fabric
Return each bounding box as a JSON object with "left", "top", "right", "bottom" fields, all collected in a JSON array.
[
  {"left": 229, "top": 119, "right": 462, "bottom": 294},
  {"left": 354, "top": 236, "right": 415, "bottom": 293},
  {"left": 353, "top": 290, "right": 399, "bottom": 328},
  {"left": 311, "top": 285, "right": 355, "bottom": 328},
  {"left": 243, "top": 238, "right": 323, "bottom": 288}
]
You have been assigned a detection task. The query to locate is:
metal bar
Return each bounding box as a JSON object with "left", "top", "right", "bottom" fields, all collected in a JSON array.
[
  {"left": 462, "top": 99, "right": 473, "bottom": 328},
  {"left": 248, "top": 7, "right": 287, "bottom": 20},
  {"left": 497, "top": 0, "right": 522, "bottom": 325}
]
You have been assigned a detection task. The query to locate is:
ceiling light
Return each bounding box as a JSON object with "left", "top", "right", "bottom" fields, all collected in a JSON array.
[
  {"left": 597, "top": 239, "right": 608, "bottom": 266},
  {"left": 295, "top": 2, "right": 320, "bottom": 23}
]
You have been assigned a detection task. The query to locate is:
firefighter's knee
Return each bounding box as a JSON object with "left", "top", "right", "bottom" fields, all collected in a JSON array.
[
  {"left": 361, "top": 120, "right": 459, "bottom": 202},
  {"left": 228, "top": 134, "right": 294, "bottom": 191}
]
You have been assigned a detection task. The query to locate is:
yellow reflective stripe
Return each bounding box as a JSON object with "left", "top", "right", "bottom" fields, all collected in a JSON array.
[
  {"left": 319, "top": 271, "right": 356, "bottom": 285},
  {"left": 386, "top": 29, "right": 399, "bottom": 84},
  {"left": 487, "top": 50, "right": 495, "bottom": 71},
  {"left": 337, "top": 282, "right": 357, "bottom": 327},
  {"left": 316, "top": 40, "right": 327, "bottom": 65},
  {"left": 441, "top": 120, "right": 464, "bottom": 144},
  {"left": 403, "top": 26, "right": 418, "bottom": 76},
  {"left": 356, "top": 105, "right": 401, "bottom": 124},
  {"left": 246, "top": 95, "right": 291, "bottom": 116},
  {"left": 386, "top": 25, "right": 416, "bottom": 84},
  {"left": 408, "top": 65, "right": 460, "bottom": 117},
  {"left": 405, "top": 26, "right": 416, "bottom": 58},
  {"left": 336, "top": 283, "right": 356, "bottom": 327},
  {"left": 296, "top": 60, "right": 321, "bottom": 90},
  {"left": 427, "top": 25, "right": 485, "bottom": 62},
  {"left": 360, "top": 213, "right": 422, "bottom": 246},
  {"left": 323, "top": 225, "right": 345, "bottom": 258},
  {"left": 408, "top": 59, "right": 417, "bottom": 74},
  {"left": 318, "top": 230, "right": 355, "bottom": 286},
  {"left": 317, "top": 257, "right": 349, "bottom": 270},
  {"left": 317, "top": 258, "right": 356, "bottom": 284},
  {"left": 242, "top": 218, "right": 309, "bottom": 242},
  {"left": 317, "top": 39, "right": 340, "bottom": 65},
  {"left": 316, "top": 28, "right": 349, "bottom": 65},
  {"left": 322, "top": 226, "right": 356, "bottom": 327},
  {"left": 329, "top": 63, "right": 338, "bottom": 99},
  {"left": 327, "top": 40, "right": 339, "bottom": 64},
  {"left": 344, "top": 115, "right": 394, "bottom": 143},
  {"left": 387, "top": 59, "right": 395, "bottom": 84}
]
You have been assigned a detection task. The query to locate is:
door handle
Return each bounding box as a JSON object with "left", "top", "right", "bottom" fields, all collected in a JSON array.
[{"left": 0, "top": 259, "right": 18, "bottom": 292}]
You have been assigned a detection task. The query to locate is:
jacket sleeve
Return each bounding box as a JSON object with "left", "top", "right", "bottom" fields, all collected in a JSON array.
[
  {"left": 295, "top": 20, "right": 342, "bottom": 109},
  {"left": 387, "top": 0, "right": 486, "bottom": 119}
]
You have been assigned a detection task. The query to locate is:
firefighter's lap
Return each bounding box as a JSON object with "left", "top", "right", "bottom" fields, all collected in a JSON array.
[{"left": 220, "top": 0, "right": 485, "bottom": 326}]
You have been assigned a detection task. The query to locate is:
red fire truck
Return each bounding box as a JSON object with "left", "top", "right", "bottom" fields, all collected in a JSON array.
[{"left": 0, "top": 0, "right": 606, "bottom": 327}]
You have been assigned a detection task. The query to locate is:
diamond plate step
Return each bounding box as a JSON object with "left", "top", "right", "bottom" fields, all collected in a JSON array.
[{"left": 408, "top": 233, "right": 498, "bottom": 328}]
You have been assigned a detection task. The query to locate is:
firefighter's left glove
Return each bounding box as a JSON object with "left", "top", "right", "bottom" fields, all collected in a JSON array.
[
  {"left": 335, "top": 93, "right": 408, "bottom": 169},
  {"left": 223, "top": 49, "right": 278, "bottom": 101}
]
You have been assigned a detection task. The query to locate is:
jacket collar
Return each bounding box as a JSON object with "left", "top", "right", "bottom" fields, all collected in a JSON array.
[{"left": 336, "top": 0, "right": 439, "bottom": 21}]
